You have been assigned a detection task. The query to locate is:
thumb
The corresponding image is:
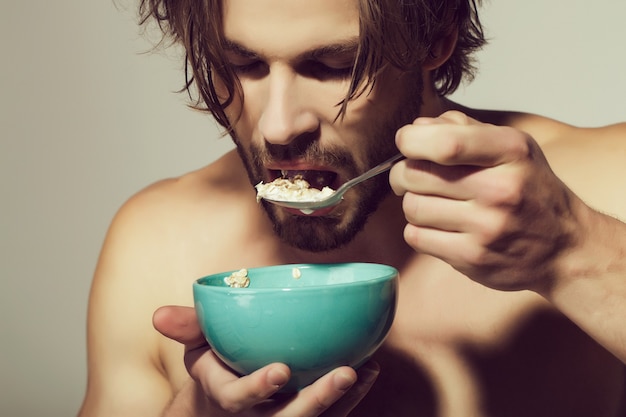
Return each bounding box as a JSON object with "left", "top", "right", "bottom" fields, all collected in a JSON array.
[{"left": 153, "top": 305, "right": 206, "bottom": 350}]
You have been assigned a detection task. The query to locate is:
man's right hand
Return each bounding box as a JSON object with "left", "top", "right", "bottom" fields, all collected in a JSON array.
[{"left": 153, "top": 306, "right": 380, "bottom": 416}]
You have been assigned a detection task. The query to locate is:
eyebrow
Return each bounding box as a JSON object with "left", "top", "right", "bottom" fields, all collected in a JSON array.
[
  {"left": 223, "top": 39, "right": 260, "bottom": 59},
  {"left": 222, "top": 37, "right": 360, "bottom": 61}
]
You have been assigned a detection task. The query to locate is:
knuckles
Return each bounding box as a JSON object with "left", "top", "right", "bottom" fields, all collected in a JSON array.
[
  {"left": 494, "top": 125, "right": 535, "bottom": 161},
  {"left": 480, "top": 169, "right": 526, "bottom": 209},
  {"left": 438, "top": 110, "right": 475, "bottom": 125}
]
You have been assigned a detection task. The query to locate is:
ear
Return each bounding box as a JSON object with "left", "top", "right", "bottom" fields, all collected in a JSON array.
[{"left": 423, "top": 29, "right": 458, "bottom": 70}]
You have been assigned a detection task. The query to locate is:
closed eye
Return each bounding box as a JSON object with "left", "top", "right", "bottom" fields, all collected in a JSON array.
[
  {"left": 228, "top": 60, "right": 268, "bottom": 78},
  {"left": 222, "top": 38, "right": 357, "bottom": 82},
  {"left": 297, "top": 60, "right": 353, "bottom": 81}
]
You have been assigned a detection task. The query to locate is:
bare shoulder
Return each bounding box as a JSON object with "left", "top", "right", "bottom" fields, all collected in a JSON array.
[
  {"left": 99, "top": 149, "right": 256, "bottom": 292},
  {"left": 515, "top": 113, "right": 626, "bottom": 218},
  {"left": 468, "top": 107, "right": 626, "bottom": 217},
  {"left": 116, "top": 149, "right": 251, "bottom": 224},
  {"left": 80, "top": 150, "right": 255, "bottom": 416},
  {"left": 463, "top": 106, "right": 623, "bottom": 144}
]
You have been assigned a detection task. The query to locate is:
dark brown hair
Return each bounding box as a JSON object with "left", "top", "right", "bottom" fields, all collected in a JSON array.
[{"left": 139, "top": 0, "right": 485, "bottom": 130}]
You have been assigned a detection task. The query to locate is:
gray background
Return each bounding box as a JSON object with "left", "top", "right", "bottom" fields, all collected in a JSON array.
[{"left": 1, "top": 1, "right": 625, "bottom": 416}]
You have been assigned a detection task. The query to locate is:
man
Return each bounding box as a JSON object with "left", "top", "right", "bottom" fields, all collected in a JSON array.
[{"left": 78, "top": 0, "right": 626, "bottom": 416}]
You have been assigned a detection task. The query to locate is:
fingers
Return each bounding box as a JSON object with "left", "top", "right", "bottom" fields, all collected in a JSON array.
[
  {"left": 152, "top": 305, "right": 206, "bottom": 374},
  {"left": 402, "top": 222, "right": 478, "bottom": 269},
  {"left": 395, "top": 110, "right": 532, "bottom": 168},
  {"left": 205, "top": 361, "right": 291, "bottom": 413},
  {"left": 188, "top": 358, "right": 376, "bottom": 416},
  {"left": 321, "top": 361, "right": 380, "bottom": 416},
  {"left": 154, "top": 305, "right": 292, "bottom": 412},
  {"left": 390, "top": 110, "right": 538, "bottom": 209},
  {"left": 265, "top": 362, "right": 380, "bottom": 417},
  {"left": 402, "top": 192, "right": 472, "bottom": 232},
  {"left": 196, "top": 361, "right": 377, "bottom": 417},
  {"left": 153, "top": 305, "right": 379, "bottom": 416},
  {"left": 389, "top": 158, "right": 483, "bottom": 200},
  {"left": 390, "top": 110, "right": 565, "bottom": 291},
  {"left": 291, "top": 367, "right": 358, "bottom": 416}
]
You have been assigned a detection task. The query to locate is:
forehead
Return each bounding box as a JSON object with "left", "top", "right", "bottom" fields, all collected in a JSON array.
[{"left": 222, "top": 0, "right": 360, "bottom": 57}]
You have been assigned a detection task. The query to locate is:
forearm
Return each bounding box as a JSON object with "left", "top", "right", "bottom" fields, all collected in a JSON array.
[{"left": 541, "top": 203, "right": 626, "bottom": 363}]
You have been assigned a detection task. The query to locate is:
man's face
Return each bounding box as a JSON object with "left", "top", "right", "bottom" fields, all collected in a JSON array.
[{"left": 221, "top": 0, "right": 423, "bottom": 251}]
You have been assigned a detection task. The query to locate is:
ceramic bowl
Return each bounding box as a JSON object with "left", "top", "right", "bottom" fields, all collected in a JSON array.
[{"left": 193, "top": 262, "right": 398, "bottom": 391}]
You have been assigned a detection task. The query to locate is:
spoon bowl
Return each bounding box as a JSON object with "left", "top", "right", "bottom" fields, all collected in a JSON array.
[{"left": 260, "top": 153, "right": 405, "bottom": 212}]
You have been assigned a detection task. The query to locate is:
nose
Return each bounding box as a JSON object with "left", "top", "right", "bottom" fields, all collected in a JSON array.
[{"left": 258, "top": 67, "right": 319, "bottom": 146}]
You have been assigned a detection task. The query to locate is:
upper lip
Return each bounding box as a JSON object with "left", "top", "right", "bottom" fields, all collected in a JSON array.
[
  {"left": 264, "top": 161, "right": 341, "bottom": 189},
  {"left": 265, "top": 159, "right": 330, "bottom": 171}
]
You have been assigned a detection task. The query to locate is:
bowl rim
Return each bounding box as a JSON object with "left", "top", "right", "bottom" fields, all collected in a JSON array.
[{"left": 193, "top": 262, "right": 398, "bottom": 293}]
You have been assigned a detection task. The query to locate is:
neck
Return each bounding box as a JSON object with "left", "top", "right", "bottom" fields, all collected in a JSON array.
[{"left": 419, "top": 75, "right": 458, "bottom": 117}]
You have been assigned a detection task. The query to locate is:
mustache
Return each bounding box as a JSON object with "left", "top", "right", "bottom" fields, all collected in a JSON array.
[{"left": 252, "top": 142, "right": 354, "bottom": 168}]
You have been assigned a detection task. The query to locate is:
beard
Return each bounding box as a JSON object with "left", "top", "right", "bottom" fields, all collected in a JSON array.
[
  {"left": 260, "top": 170, "right": 391, "bottom": 252},
  {"left": 234, "top": 71, "right": 424, "bottom": 252}
]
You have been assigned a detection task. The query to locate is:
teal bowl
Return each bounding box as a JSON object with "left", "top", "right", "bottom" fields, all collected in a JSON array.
[{"left": 193, "top": 263, "right": 398, "bottom": 392}]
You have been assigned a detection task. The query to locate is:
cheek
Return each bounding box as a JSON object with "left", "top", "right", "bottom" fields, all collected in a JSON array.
[
  {"left": 228, "top": 83, "right": 260, "bottom": 141},
  {"left": 336, "top": 91, "right": 394, "bottom": 147},
  {"left": 339, "top": 74, "right": 405, "bottom": 129},
  {"left": 210, "top": 69, "right": 236, "bottom": 105}
]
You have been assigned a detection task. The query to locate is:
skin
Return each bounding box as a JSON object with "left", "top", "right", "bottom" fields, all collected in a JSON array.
[{"left": 78, "top": 0, "right": 626, "bottom": 416}]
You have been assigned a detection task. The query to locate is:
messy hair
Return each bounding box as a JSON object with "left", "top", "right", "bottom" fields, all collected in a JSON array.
[{"left": 139, "top": 0, "right": 485, "bottom": 130}]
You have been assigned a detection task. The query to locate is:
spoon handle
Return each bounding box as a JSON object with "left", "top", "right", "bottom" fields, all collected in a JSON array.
[{"left": 339, "top": 153, "right": 405, "bottom": 191}]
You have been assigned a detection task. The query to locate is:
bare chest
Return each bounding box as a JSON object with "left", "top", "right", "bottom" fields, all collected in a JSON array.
[{"left": 349, "top": 261, "right": 625, "bottom": 416}]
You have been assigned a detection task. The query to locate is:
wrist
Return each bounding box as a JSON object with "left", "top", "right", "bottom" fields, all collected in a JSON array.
[{"left": 540, "top": 198, "right": 626, "bottom": 306}]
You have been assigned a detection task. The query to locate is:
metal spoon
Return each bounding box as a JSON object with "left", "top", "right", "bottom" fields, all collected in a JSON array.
[{"left": 260, "top": 153, "right": 405, "bottom": 212}]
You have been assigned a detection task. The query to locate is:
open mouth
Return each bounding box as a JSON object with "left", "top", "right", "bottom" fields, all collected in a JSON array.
[{"left": 272, "top": 169, "right": 339, "bottom": 190}]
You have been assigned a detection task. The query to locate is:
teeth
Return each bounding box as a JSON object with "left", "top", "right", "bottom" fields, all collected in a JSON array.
[{"left": 279, "top": 170, "right": 337, "bottom": 189}]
